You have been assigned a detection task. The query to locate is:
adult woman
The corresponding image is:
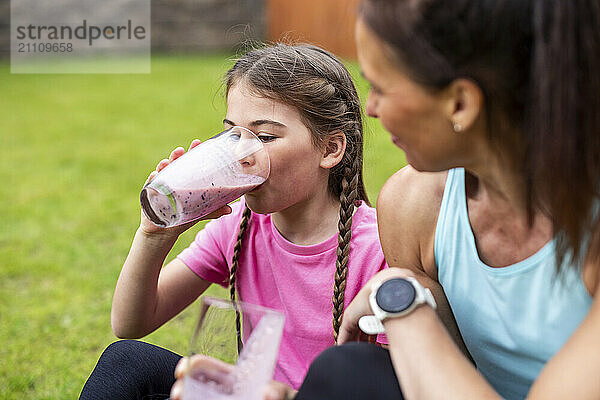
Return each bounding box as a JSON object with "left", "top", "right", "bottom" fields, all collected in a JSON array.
[{"left": 294, "top": 1, "right": 600, "bottom": 399}]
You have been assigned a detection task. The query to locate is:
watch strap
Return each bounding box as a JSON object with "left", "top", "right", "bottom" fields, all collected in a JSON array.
[
  {"left": 358, "top": 277, "right": 437, "bottom": 335},
  {"left": 358, "top": 315, "right": 385, "bottom": 335}
]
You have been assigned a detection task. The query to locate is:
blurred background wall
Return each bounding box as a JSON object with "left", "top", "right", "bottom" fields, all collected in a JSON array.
[
  {"left": 266, "top": 0, "right": 359, "bottom": 59},
  {"left": 152, "top": 0, "right": 265, "bottom": 52},
  {"left": 0, "top": 0, "right": 359, "bottom": 59}
]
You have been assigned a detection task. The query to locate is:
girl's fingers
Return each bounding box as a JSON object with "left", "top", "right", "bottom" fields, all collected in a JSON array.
[
  {"left": 154, "top": 143, "right": 194, "bottom": 175},
  {"left": 170, "top": 379, "right": 183, "bottom": 400},
  {"left": 175, "top": 355, "right": 234, "bottom": 379},
  {"left": 204, "top": 205, "right": 233, "bottom": 220},
  {"left": 169, "top": 147, "right": 185, "bottom": 162},
  {"left": 144, "top": 170, "right": 158, "bottom": 186},
  {"left": 156, "top": 158, "right": 170, "bottom": 172},
  {"left": 171, "top": 356, "right": 235, "bottom": 399},
  {"left": 189, "top": 139, "right": 201, "bottom": 151},
  {"left": 174, "top": 357, "right": 188, "bottom": 379},
  {"left": 264, "top": 381, "right": 295, "bottom": 400},
  {"left": 188, "top": 354, "right": 234, "bottom": 373}
]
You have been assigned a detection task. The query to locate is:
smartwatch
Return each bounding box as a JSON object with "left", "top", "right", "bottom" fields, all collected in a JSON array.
[{"left": 358, "top": 277, "right": 437, "bottom": 335}]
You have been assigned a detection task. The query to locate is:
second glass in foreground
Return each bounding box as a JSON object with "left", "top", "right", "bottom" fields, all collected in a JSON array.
[{"left": 182, "top": 296, "right": 285, "bottom": 400}]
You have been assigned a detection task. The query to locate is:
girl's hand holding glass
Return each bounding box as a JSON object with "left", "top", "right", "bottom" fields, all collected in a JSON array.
[
  {"left": 139, "top": 139, "right": 233, "bottom": 238},
  {"left": 140, "top": 127, "right": 269, "bottom": 233},
  {"left": 171, "top": 358, "right": 296, "bottom": 400},
  {"left": 168, "top": 296, "right": 285, "bottom": 400}
]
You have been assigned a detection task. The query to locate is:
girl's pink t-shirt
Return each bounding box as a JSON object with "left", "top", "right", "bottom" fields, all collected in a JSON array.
[{"left": 177, "top": 199, "right": 388, "bottom": 389}]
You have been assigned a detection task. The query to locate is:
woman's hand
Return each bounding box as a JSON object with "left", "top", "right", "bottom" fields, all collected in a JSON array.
[
  {"left": 140, "top": 139, "right": 232, "bottom": 238},
  {"left": 337, "top": 268, "right": 416, "bottom": 344}
]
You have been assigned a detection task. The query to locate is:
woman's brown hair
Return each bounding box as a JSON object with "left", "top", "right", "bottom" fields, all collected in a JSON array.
[
  {"left": 225, "top": 43, "right": 370, "bottom": 344},
  {"left": 360, "top": 0, "right": 600, "bottom": 271}
]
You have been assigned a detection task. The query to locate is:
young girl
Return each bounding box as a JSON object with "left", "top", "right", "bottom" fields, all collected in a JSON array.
[{"left": 79, "top": 43, "right": 387, "bottom": 400}]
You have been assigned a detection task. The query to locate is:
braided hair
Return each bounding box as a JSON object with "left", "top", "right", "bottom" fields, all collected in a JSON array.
[
  {"left": 225, "top": 43, "right": 369, "bottom": 344},
  {"left": 229, "top": 205, "right": 252, "bottom": 353}
]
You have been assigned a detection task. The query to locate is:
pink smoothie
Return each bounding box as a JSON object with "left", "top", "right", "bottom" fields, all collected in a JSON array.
[{"left": 141, "top": 175, "right": 264, "bottom": 227}]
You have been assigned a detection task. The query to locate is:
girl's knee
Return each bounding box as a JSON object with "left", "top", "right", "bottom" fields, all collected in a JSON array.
[
  {"left": 312, "top": 342, "right": 382, "bottom": 369},
  {"left": 297, "top": 343, "right": 402, "bottom": 400},
  {"left": 301, "top": 344, "right": 378, "bottom": 389},
  {"left": 100, "top": 339, "right": 146, "bottom": 365}
]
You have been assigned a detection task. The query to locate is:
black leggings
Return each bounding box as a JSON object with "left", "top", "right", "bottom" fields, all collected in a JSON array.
[
  {"left": 79, "top": 340, "right": 182, "bottom": 400},
  {"left": 80, "top": 341, "right": 402, "bottom": 400},
  {"left": 296, "top": 342, "right": 404, "bottom": 400}
]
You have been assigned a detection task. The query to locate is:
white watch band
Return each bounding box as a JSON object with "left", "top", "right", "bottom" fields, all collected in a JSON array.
[{"left": 358, "top": 277, "right": 437, "bottom": 335}]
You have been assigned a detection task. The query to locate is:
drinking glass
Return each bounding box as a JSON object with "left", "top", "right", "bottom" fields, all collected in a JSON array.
[
  {"left": 141, "top": 126, "right": 270, "bottom": 228},
  {"left": 182, "top": 296, "right": 285, "bottom": 400}
]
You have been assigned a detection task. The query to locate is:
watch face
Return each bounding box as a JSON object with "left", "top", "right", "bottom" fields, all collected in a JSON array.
[{"left": 376, "top": 278, "right": 416, "bottom": 313}]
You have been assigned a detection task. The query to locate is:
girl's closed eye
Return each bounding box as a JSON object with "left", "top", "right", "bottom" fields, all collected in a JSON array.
[{"left": 257, "top": 132, "right": 277, "bottom": 143}]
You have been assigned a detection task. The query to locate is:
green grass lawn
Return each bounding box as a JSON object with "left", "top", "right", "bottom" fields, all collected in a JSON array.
[{"left": 0, "top": 54, "right": 406, "bottom": 399}]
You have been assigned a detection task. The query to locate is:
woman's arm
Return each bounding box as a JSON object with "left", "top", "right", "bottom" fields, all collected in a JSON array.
[
  {"left": 338, "top": 268, "right": 498, "bottom": 399},
  {"left": 382, "top": 287, "right": 499, "bottom": 400},
  {"left": 342, "top": 266, "right": 600, "bottom": 400},
  {"left": 527, "top": 273, "right": 600, "bottom": 399},
  {"left": 376, "top": 166, "right": 470, "bottom": 357}
]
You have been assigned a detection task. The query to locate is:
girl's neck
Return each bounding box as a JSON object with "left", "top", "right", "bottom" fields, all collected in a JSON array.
[{"left": 271, "top": 188, "right": 342, "bottom": 246}]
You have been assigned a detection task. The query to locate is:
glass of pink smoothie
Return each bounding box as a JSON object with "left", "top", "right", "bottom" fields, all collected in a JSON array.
[
  {"left": 140, "top": 126, "right": 270, "bottom": 228},
  {"left": 182, "top": 297, "right": 285, "bottom": 400}
]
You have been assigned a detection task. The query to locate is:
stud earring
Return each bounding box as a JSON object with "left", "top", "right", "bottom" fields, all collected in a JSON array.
[{"left": 453, "top": 122, "right": 463, "bottom": 133}]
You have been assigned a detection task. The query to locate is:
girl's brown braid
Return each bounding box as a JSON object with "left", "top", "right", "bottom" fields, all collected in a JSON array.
[
  {"left": 229, "top": 205, "right": 252, "bottom": 354},
  {"left": 332, "top": 147, "right": 361, "bottom": 342}
]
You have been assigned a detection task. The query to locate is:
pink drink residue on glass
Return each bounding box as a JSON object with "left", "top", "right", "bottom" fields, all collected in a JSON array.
[{"left": 144, "top": 174, "right": 264, "bottom": 227}]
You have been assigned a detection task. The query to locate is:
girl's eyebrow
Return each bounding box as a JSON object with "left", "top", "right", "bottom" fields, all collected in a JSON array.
[
  {"left": 223, "top": 118, "right": 287, "bottom": 128},
  {"left": 250, "top": 119, "right": 287, "bottom": 128}
]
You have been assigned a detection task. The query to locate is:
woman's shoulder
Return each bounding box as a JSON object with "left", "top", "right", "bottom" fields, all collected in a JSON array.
[
  {"left": 377, "top": 165, "right": 447, "bottom": 221},
  {"left": 376, "top": 166, "right": 448, "bottom": 272}
]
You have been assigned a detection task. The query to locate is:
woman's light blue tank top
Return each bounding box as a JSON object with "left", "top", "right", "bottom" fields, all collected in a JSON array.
[{"left": 435, "top": 168, "right": 592, "bottom": 399}]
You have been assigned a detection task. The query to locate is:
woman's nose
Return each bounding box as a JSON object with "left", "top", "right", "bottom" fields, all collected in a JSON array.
[{"left": 365, "top": 94, "right": 379, "bottom": 118}]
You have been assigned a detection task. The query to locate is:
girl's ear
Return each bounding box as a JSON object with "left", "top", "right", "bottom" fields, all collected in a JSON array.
[
  {"left": 320, "top": 131, "right": 347, "bottom": 169},
  {"left": 442, "top": 78, "right": 483, "bottom": 133}
]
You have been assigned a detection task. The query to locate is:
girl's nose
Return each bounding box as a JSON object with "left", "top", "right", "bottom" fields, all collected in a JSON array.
[
  {"left": 233, "top": 128, "right": 265, "bottom": 175},
  {"left": 239, "top": 153, "right": 256, "bottom": 168}
]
